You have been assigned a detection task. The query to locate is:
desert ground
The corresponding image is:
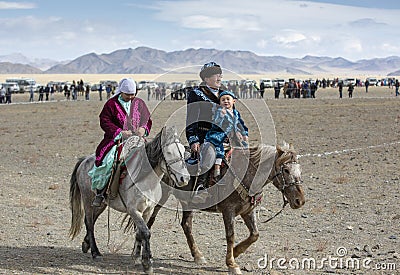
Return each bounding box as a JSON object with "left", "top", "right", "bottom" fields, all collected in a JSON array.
[{"left": 0, "top": 78, "right": 399, "bottom": 274}]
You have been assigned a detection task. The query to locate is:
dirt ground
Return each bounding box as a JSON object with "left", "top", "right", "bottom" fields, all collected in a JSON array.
[{"left": 0, "top": 86, "right": 399, "bottom": 275}]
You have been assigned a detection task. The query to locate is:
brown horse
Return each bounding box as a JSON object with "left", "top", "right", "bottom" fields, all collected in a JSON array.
[{"left": 134, "top": 142, "right": 305, "bottom": 274}]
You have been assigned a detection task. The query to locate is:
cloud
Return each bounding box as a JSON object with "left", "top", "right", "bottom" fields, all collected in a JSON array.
[
  {"left": 181, "top": 15, "right": 227, "bottom": 29},
  {"left": 349, "top": 18, "right": 387, "bottom": 28},
  {"left": 1, "top": 0, "right": 399, "bottom": 61},
  {"left": 0, "top": 1, "right": 36, "bottom": 9},
  {"left": 272, "top": 31, "right": 307, "bottom": 45},
  {"left": 149, "top": 0, "right": 400, "bottom": 60}
]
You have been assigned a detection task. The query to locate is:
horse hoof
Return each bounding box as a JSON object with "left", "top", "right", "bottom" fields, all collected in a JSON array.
[
  {"left": 143, "top": 265, "right": 153, "bottom": 275},
  {"left": 131, "top": 255, "right": 141, "bottom": 265},
  {"left": 228, "top": 267, "right": 242, "bottom": 275},
  {"left": 82, "top": 241, "right": 90, "bottom": 253},
  {"left": 145, "top": 267, "right": 153, "bottom": 275},
  {"left": 92, "top": 252, "right": 103, "bottom": 260},
  {"left": 194, "top": 256, "right": 207, "bottom": 264}
]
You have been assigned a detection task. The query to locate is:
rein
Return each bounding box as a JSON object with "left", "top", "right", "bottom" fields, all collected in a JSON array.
[
  {"left": 261, "top": 194, "right": 288, "bottom": 223},
  {"left": 261, "top": 160, "right": 303, "bottom": 223}
]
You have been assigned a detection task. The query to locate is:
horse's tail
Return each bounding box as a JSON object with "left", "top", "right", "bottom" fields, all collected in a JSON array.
[{"left": 69, "top": 157, "right": 86, "bottom": 240}]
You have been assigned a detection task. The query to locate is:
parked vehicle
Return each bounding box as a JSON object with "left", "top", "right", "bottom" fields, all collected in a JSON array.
[
  {"left": 366, "top": 77, "right": 378, "bottom": 86},
  {"left": 91, "top": 83, "right": 101, "bottom": 91},
  {"left": 5, "top": 77, "right": 36, "bottom": 93},
  {"left": 137, "top": 81, "right": 158, "bottom": 90},
  {"left": 184, "top": 80, "right": 200, "bottom": 88},
  {"left": 272, "top": 78, "right": 286, "bottom": 87},
  {"left": 100, "top": 80, "right": 118, "bottom": 89},
  {"left": 1, "top": 82, "right": 20, "bottom": 93},
  {"left": 343, "top": 78, "right": 356, "bottom": 86},
  {"left": 260, "top": 78, "right": 273, "bottom": 88}
]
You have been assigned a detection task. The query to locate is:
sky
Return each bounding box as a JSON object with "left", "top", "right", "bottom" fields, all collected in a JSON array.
[{"left": 0, "top": 0, "right": 399, "bottom": 62}]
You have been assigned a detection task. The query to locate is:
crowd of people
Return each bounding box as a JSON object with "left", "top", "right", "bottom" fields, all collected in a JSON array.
[{"left": 1, "top": 74, "right": 399, "bottom": 104}]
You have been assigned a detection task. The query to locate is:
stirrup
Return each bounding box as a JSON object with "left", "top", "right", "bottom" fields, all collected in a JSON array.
[{"left": 191, "top": 184, "right": 209, "bottom": 204}]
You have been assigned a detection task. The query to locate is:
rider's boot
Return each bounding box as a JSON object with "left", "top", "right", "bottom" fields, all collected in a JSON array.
[
  {"left": 92, "top": 188, "right": 105, "bottom": 207},
  {"left": 192, "top": 171, "right": 210, "bottom": 204}
]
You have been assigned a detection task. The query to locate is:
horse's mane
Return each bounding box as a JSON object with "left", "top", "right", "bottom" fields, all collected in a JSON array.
[
  {"left": 145, "top": 127, "right": 176, "bottom": 168},
  {"left": 235, "top": 143, "right": 296, "bottom": 169},
  {"left": 248, "top": 144, "right": 276, "bottom": 168}
]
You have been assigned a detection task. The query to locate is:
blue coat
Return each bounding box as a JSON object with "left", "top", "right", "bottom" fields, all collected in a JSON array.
[{"left": 205, "top": 106, "right": 248, "bottom": 159}]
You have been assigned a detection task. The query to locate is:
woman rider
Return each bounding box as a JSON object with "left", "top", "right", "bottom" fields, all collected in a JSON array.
[{"left": 89, "top": 78, "right": 152, "bottom": 206}]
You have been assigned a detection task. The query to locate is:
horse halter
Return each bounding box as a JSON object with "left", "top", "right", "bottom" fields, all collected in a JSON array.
[
  {"left": 270, "top": 161, "right": 303, "bottom": 193},
  {"left": 260, "top": 160, "right": 303, "bottom": 223},
  {"left": 162, "top": 138, "right": 187, "bottom": 186}
]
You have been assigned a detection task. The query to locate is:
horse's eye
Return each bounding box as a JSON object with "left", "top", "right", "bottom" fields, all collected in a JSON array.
[{"left": 284, "top": 168, "right": 290, "bottom": 174}]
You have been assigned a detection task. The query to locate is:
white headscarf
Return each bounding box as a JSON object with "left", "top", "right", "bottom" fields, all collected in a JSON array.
[{"left": 113, "top": 78, "right": 137, "bottom": 97}]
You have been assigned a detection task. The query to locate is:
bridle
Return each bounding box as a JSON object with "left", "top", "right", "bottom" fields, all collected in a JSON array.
[
  {"left": 261, "top": 159, "right": 303, "bottom": 223},
  {"left": 161, "top": 138, "right": 187, "bottom": 187},
  {"left": 269, "top": 160, "right": 303, "bottom": 193}
]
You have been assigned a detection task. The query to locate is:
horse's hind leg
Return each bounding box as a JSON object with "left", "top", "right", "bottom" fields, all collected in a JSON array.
[
  {"left": 233, "top": 210, "right": 259, "bottom": 258},
  {"left": 82, "top": 233, "right": 90, "bottom": 253},
  {"left": 84, "top": 204, "right": 106, "bottom": 259},
  {"left": 181, "top": 211, "right": 206, "bottom": 264}
]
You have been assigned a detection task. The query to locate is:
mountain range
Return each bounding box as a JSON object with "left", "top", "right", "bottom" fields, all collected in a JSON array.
[{"left": 1, "top": 47, "right": 399, "bottom": 76}]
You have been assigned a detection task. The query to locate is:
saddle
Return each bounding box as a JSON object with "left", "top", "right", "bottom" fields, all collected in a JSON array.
[{"left": 107, "top": 135, "right": 145, "bottom": 199}]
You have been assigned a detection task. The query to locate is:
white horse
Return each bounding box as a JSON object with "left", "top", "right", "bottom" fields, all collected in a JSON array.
[{"left": 69, "top": 126, "right": 190, "bottom": 274}]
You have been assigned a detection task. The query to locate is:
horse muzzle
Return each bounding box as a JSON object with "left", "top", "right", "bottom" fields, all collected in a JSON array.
[
  {"left": 174, "top": 173, "right": 190, "bottom": 188},
  {"left": 284, "top": 184, "right": 305, "bottom": 209}
]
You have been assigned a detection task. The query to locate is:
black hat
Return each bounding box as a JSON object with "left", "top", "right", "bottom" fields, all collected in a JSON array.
[{"left": 199, "top": 62, "right": 222, "bottom": 80}]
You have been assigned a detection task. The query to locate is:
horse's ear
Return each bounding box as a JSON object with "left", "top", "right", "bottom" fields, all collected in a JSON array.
[
  {"left": 161, "top": 126, "right": 168, "bottom": 136},
  {"left": 276, "top": 144, "right": 284, "bottom": 155}
]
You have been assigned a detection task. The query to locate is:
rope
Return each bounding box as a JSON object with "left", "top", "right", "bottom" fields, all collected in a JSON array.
[
  {"left": 298, "top": 140, "right": 400, "bottom": 159},
  {"left": 260, "top": 193, "right": 288, "bottom": 223}
]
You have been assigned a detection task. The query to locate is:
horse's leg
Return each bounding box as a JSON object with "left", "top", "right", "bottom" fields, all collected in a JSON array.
[
  {"left": 147, "top": 190, "right": 170, "bottom": 230},
  {"left": 147, "top": 204, "right": 162, "bottom": 229},
  {"left": 131, "top": 231, "right": 143, "bottom": 265},
  {"left": 222, "top": 210, "right": 242, "bottom": 275},
  {"left": 233, "top": 210, "right": 259, "bottom": 258},
  {"left": 132, "top": 200, "right": 166, "bottom": 264},
  {"left": 181, "top": 210, "right": 207, "bottom": 264},
  {"left": 131, "top": 189, "right": 171, "bottom": 262},
  {"left": 129, "top": 209, "right": 153, "bottom": 274},
  {"left": 83, "top": 202, "right": 107, "bottom": 259}
]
